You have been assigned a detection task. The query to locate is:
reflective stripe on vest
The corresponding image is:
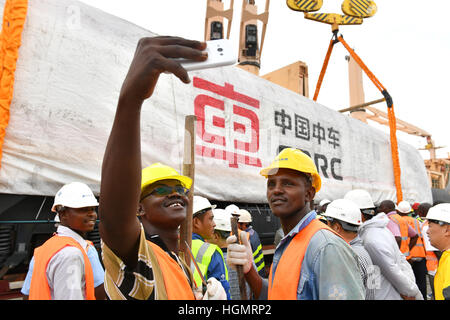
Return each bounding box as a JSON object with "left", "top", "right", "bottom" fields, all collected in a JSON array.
[
  {"left": 390, "top": 214, "right": 411, "bottom": 259},
  {"left": 29, "top": 235, "right": 95, "bottom": 300},
  {"left": 240, "top": 228, "right": 265, "bottom": 273},
  {"left": 247, "top": 228, "right": 265, "bottom": 272},
  {"left": 268, "top": 219, "right": 344, "bottom": 300},
  {"left": 405, "top": 216, "right": 426, "bottom": 258},
  {"left": 146, "top": 240, "right": 195, "bottom": 300},
  {"left": 191, "top": 239, "right": 228, "bottom": 289},
  {"left": 253, "top": 244, "right": 265, "bottom": 272}
]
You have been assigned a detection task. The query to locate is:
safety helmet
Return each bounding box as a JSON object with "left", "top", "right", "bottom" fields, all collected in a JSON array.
[
  {"left": 397, "top": 201, "right": 412, "bottom": 214},
  {"left": 323, "top": 199, "right": 362, "bottom": 230},
  {"left": 225, "top": 204, "right": 240, "bottom": 216},
  {"left": 425, "top": 203, "right": 450, "bottom": 224},
  {"left": 141, "top": 163, "right": 192, "bottom": 192},
  {"left": 260, "top": 148, "right": 321, "bottom": 192},
  {"left": 213, "top": 208, "right": 232, "bottom": 232},
  {"left": 344, "top": 189, "right": 375, "bottom": 210},
  {"left": 51, "top": 182, "right": 99, "bottom": 212},
  {"left": 320, "top": 199, "right": 331, "bottom": 207},
  {"left": 193, "top": 196, "right": 216, "bottom": 217},
  {"left": 237, "top": 209, "right": 252, "bottom": 223}
]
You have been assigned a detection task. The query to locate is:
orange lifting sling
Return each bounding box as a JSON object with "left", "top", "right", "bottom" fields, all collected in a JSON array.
[
  {"left": 313, "top": 27, "right": 403, "bottom": 202},
  {"left": 0, "top": 0, "right": 28, "bottom": 168}
]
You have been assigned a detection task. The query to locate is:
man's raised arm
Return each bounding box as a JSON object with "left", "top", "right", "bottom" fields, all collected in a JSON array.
[{"left": 99, "top": 37, "right": 207, "bottom": 268}]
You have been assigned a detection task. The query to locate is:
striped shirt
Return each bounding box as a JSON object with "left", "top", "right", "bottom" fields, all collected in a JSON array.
[
  {"left": 101, "top": 225, "right": 193, "bottom": 300},
  {"left": 350, "top": 235, "right": 375, "bottom": 300}
]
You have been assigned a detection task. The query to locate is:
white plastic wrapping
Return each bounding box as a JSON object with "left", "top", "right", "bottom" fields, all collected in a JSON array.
[{"left": 0, "top": 0, "right": 432, "bottom": 206}]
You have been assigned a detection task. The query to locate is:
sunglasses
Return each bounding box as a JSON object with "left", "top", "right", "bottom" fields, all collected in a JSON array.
[
  {"left": 141, "top": 184, "right": 189, "bottom": 201},
  {"left": 428, "top": 219, "right": 449, "bottom": 226}
]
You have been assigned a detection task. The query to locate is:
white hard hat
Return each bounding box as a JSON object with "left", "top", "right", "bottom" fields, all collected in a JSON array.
[
  {"left": 425, "top": 203, "right": 450, "bottom": 224},
  {"left": 237, "top": 209, "right": 252, "bottom": 223},
  {"left": 51, "top": 182, "right": 99, "bottom": 212},
  {"left": 193, "top": 196, "right": 216, "bottom": 216},
  {"left": 323, "top": 199, "right": 362, "bottom": 231},
  {"left": 213, "top": 208, "right": 232, "bottom": 232},
  {"left": 397, "top": 201, "right": 412, "bottom": 214},
  {"left": 319, "top": 199, "right": 331, "bottom": 207},
  {"left": 344, "top": 189, "right": 375, "bottom": 210},
  {"left": 225, "top": 204, "right": 240, "bottom": 216}
]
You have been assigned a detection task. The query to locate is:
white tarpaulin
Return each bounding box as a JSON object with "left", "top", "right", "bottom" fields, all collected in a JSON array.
[{"left": 0, "top": 0, "right": 432, "bottom": 205}]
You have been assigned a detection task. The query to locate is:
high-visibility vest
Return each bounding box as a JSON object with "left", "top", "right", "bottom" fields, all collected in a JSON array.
[
  {"left": 422, "top": 221, "right": 439, "bottom": 272},
  {"left": 389, "top": 213, "right": 411, "bottom": 259},
  {"left": 191, "top": 239, "right": 228, "bottom": 289},
  {"left": 246, "top": 228, "right": 265, "bottom": 274},
  {"left": 404, "top": 216, "right": 426, "bottom": 259},
  {"left": 146, "top": 240, "right": 195, "bottom": 300},
  {"left": 252, "top": 242, "right": 265, "bottom": 273},
  {"left": 268, "top": 219, "right": 343, "bottom": 300},
  {"left": 434, "top": 250, "right": 449, "bottom": 300},
  {"left": 29, "top": 235, "right": 95, "bottom": 300}
]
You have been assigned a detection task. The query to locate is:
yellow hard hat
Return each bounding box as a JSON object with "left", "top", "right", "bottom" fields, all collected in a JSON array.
[
  {"left": 260, "top": 148, "right": 321, "bottom": 192},
  {"left": 141, "top": 163, "right": 192, "bottom": 191}
]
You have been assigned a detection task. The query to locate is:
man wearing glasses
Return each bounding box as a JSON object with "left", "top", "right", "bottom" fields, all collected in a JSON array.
[{"left": 98, "top": 36, "right": 225, "bottom": 300}]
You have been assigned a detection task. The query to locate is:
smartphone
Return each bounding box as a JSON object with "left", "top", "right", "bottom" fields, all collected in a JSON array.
[{"left": 176, "top": 39, "right": 237, "bottom": 72}]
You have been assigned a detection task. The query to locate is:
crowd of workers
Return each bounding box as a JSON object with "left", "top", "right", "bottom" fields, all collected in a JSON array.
[{"left": 21, "top": 36, "right": 449, "bottom": 300}]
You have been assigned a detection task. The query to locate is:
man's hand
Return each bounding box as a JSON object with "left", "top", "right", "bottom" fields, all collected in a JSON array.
[
  {"left": 119, "top": 36, "right": 207, "bottom": 102},
  {"left": 226, "top": 231, "right": 253, "bottom": 274}
]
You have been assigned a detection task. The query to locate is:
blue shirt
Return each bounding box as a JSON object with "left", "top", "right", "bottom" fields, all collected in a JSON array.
[
  {"left": 21, "top": 243, "right": 105, "bottom": 295},
  {"left": 266, "top": 211, "right": 365, "bottom": 300},
  {"left": 192, "top": 233, "right": 231, "bottom": 300}
]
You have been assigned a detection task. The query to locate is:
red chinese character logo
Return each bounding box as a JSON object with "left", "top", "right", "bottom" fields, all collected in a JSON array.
[{"left": 193, "top": 77, "right": 262, "bottom": 168}]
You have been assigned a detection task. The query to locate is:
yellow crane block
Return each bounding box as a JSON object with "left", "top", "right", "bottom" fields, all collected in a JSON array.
[
  {"left": 304, "top": 12, "right": 363, "bottom": 25},
  {"left": 286, "top": 0, "right": 323, "bottom": 12},
  {"left": 341, "top": 0, "right": 377, "bottom": 18}
]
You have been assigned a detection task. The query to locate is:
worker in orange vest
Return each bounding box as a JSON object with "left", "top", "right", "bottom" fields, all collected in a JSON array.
[
  {"left": 397, "top": 201, "right": 428, "bottom": 300},
  {"left": 29, "top": 182, "right": 99, "bottom": 300},
  {"left": 98, "top": 36, "right": 225, "bottom": 300},
  {"left": 226, "top": 148, "right": 365, "bottom": 300},
  {"left": 378, "top": 200, "right": 418, "bottom": 259}
]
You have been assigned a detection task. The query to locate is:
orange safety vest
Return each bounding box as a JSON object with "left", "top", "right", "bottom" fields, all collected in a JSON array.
[
  {"left": 147, "top": 240, "right": 195, "bottom": 300},
  {"left": 29, "top": 235, "right": 95, "bottom": 300},
  {"left": 389, "top": 213, "right": 411, "bottom": 259},
  {"left": 404, "top": 216, "right": 426, "bottom": 258},
  {"left": 422, "top": 221, "right": 439, "bottom": 272},
  {"left": 268, "top": 219, "right": 344, "bottom": 300}
]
